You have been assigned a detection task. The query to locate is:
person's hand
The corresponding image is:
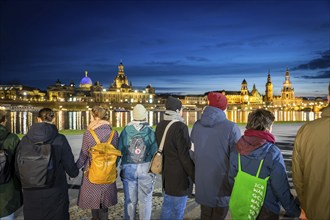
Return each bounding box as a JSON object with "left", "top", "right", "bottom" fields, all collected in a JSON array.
[
  {"left": 299, "top": 208, "right": 307, "bottom": 220},
  {"left": 68, "top": 177, "right": 76, "bottom": 181}
]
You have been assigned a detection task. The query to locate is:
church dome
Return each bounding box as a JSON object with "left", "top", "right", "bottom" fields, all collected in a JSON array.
[{"left": 80, "top": 71, "right": 93, "bottom": 88}]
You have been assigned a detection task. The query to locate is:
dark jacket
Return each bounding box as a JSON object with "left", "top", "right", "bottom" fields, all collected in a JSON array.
[
  {"left": 0, "top": 124, "right": 22, "bottom": 218},
  {"left": 190, "top": 106, "right": 241, "bottom": 207},
  {"left": 16, "top": 122, "right": 79, "bottom": 220},
  {"left": 229, "top": 141, "right": 301, "bottom": 217},
  {"left": 155, "top": 120, "right": 195, "bottom": 196}
]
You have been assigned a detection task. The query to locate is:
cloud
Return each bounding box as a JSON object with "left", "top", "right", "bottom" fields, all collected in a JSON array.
[
  {"left": 145, "top": 60, "right": 181, "bottom": 65},
  {"left": 186, "top": 56, "right": 209, "bottom": 62},
  {"left": 299, "top": 70, "right": 330, "bottom": 79},
  {"left": 293, "top": 50, "right": 330, "bottom": 70}
]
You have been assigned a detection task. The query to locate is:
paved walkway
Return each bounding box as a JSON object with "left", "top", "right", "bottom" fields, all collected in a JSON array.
[{"left": 14, "top": 123, "right": 304, "bottom": 220}]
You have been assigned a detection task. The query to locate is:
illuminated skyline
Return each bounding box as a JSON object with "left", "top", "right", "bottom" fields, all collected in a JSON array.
[{"left": 0, "top": 0, "right": 329, "bottom": 97}]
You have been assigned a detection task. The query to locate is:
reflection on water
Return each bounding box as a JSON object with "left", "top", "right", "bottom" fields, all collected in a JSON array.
[{"left": 7, "top": 109, "right": 322, "bottom": 134}]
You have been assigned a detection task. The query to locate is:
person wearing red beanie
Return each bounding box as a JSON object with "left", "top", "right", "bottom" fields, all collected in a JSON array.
[
  {"left": 207, "top": 92, "right": 228, "bottom": 111},
  {"left": 190, "top": 92, "right": 241, "bottom": 219}
]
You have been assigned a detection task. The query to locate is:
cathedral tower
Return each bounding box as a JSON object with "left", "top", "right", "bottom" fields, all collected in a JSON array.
[
  {"left": 110, "top": 62, "right": 132, "bottom": 92},
  {"left": 281, "top": 67, "right": 295, "bottom": 101},
  {"left": 265, "top": 70, "right": 273, "bottom": 103},
  {"left": 241, "top": 79, "right": 249, "bottom": 103}
]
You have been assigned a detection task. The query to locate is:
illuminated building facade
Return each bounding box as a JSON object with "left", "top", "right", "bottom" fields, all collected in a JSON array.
[
  {"left": 264, "top": 70, "right": 274, "bottom": 104},
  {"left": 0, "top": 85, "right": 46, "bottom": 101},
  {"left": 47, "top": 62, "right": 155, "bottom": 104},
  {"left": 0, "top": 66, "right": 309, "bottom": 108},
  {"left": 185, "top": 69, "right": 301, "bottom": 107},
  {"left": 272, "top": 68, "right": 303, "bottom": 106}
]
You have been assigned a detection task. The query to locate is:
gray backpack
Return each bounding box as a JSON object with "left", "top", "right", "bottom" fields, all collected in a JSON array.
[{"left": 127, "top": 134, "right": 147, "bottom": 163}]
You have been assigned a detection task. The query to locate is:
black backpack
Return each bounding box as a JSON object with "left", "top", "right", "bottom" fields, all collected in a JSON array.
[
  {"left": 16, "top": 138, "right": 56, "bottom": 188},
  {"left": 0, "top": 133, "right": 11, "bottom": 184}
]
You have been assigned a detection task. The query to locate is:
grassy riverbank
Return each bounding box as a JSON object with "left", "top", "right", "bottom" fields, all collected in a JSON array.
[{"left": 59, "top": 127, "right": 124, "bottom": 135}]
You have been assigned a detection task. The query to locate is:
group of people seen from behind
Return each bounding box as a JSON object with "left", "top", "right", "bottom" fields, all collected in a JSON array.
[{"left": 0, "top": 83, "right": 329, "bottom": 220}]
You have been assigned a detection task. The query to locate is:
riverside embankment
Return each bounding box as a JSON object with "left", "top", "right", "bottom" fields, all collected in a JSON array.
[{"left": 14, "top": 122, "right": 305, "bottom": 220}]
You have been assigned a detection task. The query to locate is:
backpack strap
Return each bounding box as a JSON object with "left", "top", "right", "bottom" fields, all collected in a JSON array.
[
  {"left": 89, "top": 129, "right": 100, "bottom": 144},
  {"left": 238, "top": 153, "right": 264, "bottom": 177},
  {"left": 89, "top": 129, "right": 115, "bottom": 145},
  {"left": 106, "top": 130, "right": 115, "bottom": 145}
]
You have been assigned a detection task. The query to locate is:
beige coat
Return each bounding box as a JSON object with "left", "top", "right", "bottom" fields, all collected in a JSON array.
[{"left": 292, "top": 105, "right": 330, "bottom": 220}]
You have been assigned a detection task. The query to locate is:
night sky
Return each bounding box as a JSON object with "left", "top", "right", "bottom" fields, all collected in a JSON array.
[{"left": 0, "top": 0, "right": 329, "bottom": 97}]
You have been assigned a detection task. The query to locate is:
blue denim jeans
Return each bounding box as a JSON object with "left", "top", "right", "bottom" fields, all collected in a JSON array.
[
  {"left": 120, "top": 162, "right": 156, "bottom": 220},
  {"left": 160, "top": 194, "right": 188, "bottom": 220},
  {"left": 0, "top": 213, "right": 14, "bottom": 220}
]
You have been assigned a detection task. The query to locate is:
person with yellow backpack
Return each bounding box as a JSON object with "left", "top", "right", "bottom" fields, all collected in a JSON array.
[{"left": 76, "top": 105, "right": 121, "bottom": 220}]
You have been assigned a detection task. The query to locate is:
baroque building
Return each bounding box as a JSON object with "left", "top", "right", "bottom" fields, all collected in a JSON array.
[
  {"left": 272, "top": 68, "right": 302, "bottom": 106},
  {"left": 0, "top": 85, "right": 46, "bottom": 101},
  {"left": 0, "top": 65, "right": 307, "bottom": 109},
  {"left": 185, "top": 68, "right": 302, "bottom": 107},
  {"left": 92, "top": 62, "right": 155, "bottom": 103},
  {"left": 47, "top": 62, "right": 155, "bottom": 104},
  {"left": 79, "top": 71, "right": 93, "bottom": 89},
  {"left": 221, "top": 79, "right": 263, "bottom": 105},
  {"left": 109, "top": 62, "right": 132, "bottom": 92}
]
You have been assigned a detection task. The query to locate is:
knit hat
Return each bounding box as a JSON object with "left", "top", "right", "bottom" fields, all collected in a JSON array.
[
  {"left": 207, "top": 92, "right": 228, "bottom": 110},
  {"left": 133, "top": 104, "right": 148, "bottom": 121},
  {"left": 165, "top": 96, "right": 182, "bottom": 111}
]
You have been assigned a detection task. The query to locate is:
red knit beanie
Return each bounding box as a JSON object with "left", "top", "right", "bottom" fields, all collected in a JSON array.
[{"left": 207, "top": 92, "right": 228, "bottom": 110}]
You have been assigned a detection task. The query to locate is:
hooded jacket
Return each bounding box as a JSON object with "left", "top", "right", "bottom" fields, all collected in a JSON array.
[
  {"left": 293, "top": 105, "right": 330, "bottom": 219},
  {"left": 0, "top": 124, "right": 22, "bottom": 218},
  {"left": 17, "top": 122, "right": 78, "bottom": 220},
  {"left": 118, "top": 121, "right": 158, "bottom": 165},
  {"left": 229, "top": 135, "right": 301, "bottom": 217},
  {"left": 190, "top": 106, "right": 241, "bottom": 207}
]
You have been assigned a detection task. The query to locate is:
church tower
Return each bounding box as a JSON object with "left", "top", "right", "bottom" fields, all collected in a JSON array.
[
  {"left": 265, "top": 70, "right": 273, "bottom": 103},
  {"left": 281, "top": 67, "right": 295, "bottom": 102},
  {"left": 118, "top": 62, "right": 125, "bottom": 76},
  {"left": 241, "top": 79, "right": 249, "bottom": 103},
  {"left": 110, "top": 62, "right": 132, "bottom": 92}
]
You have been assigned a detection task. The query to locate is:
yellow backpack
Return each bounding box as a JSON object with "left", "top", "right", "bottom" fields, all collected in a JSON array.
[{"left": 86, "top": 129, "right": 122, "bottom": 184}]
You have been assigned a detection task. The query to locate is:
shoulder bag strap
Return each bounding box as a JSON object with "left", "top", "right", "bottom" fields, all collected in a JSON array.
[
  {"left": 158, "top": 120, "right": 179, "bottom": 153},
  {"left": 238, "top": 153, "right": 242, "bottom": 172},
  {"left": 256, "top": 159, "right": 265, "bottom": 178},
  {"left": 238, "top": 153, "right": 265, "bottom": 178}
]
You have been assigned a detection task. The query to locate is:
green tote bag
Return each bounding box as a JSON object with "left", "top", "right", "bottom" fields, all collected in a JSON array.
[{"left": 229, "top": 153, "right": 269, "bottom": 220}]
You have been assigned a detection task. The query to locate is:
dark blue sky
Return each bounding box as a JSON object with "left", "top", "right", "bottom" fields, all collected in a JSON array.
[{"left": 0, "top": 0, "right": 329, "bottom": 97}]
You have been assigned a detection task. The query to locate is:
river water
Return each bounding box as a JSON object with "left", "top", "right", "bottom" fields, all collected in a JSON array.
[{"left": 7, "top": 108, "right": 320, "bottom": 134}]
